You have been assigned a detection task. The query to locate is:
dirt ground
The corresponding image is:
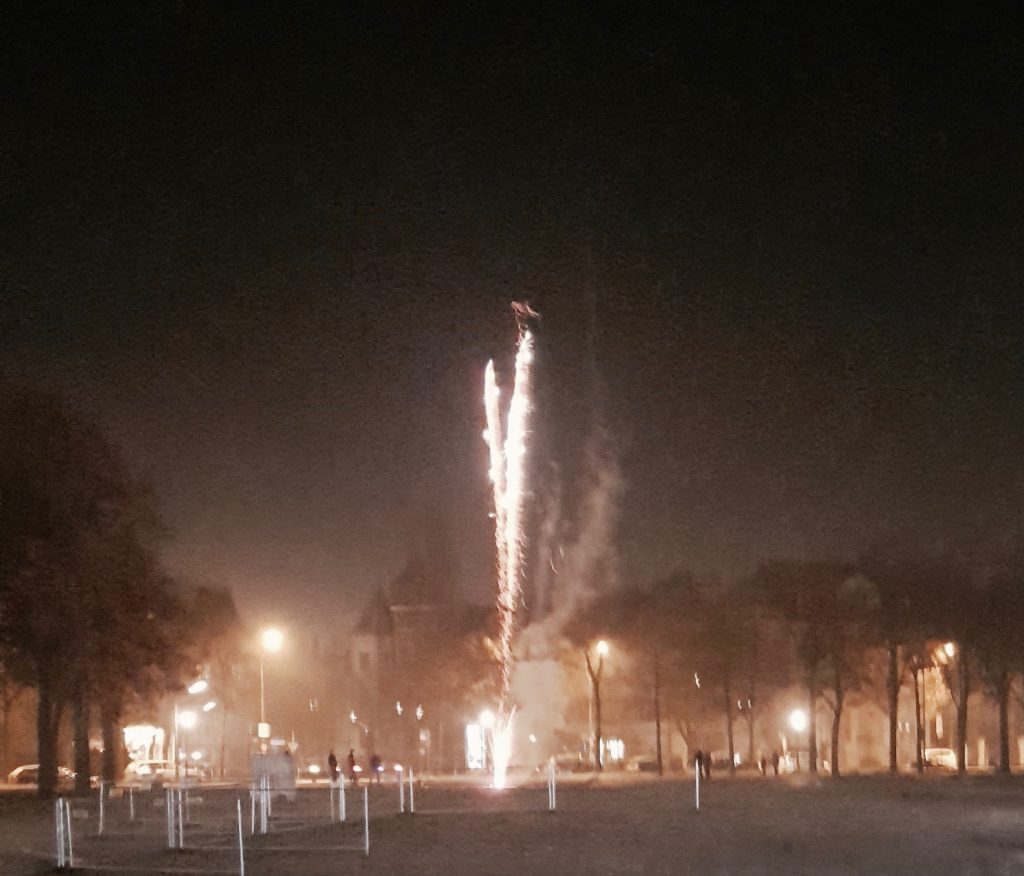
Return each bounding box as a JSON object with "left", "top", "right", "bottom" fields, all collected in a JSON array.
[{"left": 3, "top": 772, "right": 1024, "bottom": 875}]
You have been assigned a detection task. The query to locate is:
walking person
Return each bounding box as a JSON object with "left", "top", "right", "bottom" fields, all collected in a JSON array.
[
  {"left": 771, "top": 750, "right": 780, "bottom": 776},
  {"left": 328, "top": 749, "right": 339, "bottom": 782},
  {"left": 347, "top": 749, "right": 358, "bottom": 784}
]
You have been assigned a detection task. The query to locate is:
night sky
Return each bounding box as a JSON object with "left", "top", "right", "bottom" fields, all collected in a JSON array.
[{"left": 3, "top": 3, "right": 1022, "bottom": 631}]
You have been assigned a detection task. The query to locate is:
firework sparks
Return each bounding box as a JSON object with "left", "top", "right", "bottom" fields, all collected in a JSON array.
[{"left": 483, "top": 305, "right": 536, "bottom": 789}]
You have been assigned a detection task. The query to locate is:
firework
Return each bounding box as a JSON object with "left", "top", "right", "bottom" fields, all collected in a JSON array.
[{"left": 482, "top": 306, "right": 536, "bottom": 789}]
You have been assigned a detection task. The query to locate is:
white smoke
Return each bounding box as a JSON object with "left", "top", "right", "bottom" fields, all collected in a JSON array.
[{"left": 510, "top": 426, "right": 622, "bottom": 763}]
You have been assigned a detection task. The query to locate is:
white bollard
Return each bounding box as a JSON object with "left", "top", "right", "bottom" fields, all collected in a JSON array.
[
  {"left": 128, "top": 787, "right": 135, "bottom": 822},
  {"left": 398, "top": 768, "right": 405, "bottom": 813},
  {"left": 548, "top": 759, "right": 557, "bottom": 811},
  {"left": 177, "top": 788, "right": 185, "bottom": 848},
  {"left": 694, "top": 758, "right": 700, "bottom": 813},
  {"left": 408, "top": 768, "right": 415, "bottom": 814},
  {"left": 236, "top": 798, "right": 245, "bottom": 876},
  {"left": 55, "top": 798, "right": 74, "bottom": 868},
  {"left": 166, "top": 789, "right": 176, "bottom": 848},
  {"left": 339, "top": 776, "right": 347, "bottom": 823},
  {"left": 249, "top": 788, "right": 256, "bottom": 835},
  {"left": 363, "top": 786, "right": 370, "bottom": 856},
  {"left": 260, "top": 776, "right": 269, "bottom": 834},
  {"left": 98, "top": 782, "right": 105, "bottom": 836}
]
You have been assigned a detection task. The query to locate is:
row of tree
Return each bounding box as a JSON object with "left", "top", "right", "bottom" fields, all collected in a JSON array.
[
  {"left": 0, "top": 389, "right": 242, "bottom": 797},
  {"left": 573, "top": 545, "right": 1024, "bottom": 778}
]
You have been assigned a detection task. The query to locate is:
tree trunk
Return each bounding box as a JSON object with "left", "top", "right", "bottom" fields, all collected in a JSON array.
[
  {"left": 913, "top": 667, "right": 924, "bottom": 773},
  {"left": 830, "top": 676, "right": 844, "bottom": 778},
  {"left": 0, "top": 685, "right": 10, "bottom": 776},
  {"left": 887, "top": 642, "right": 899, "bottom": 774},
  {"left": 745, "top": 708, "right": 756, "bottom": 770},
  {"left": 653, "top": 653, "right": 663, "bottom": 776},
  {"left": 220, "top": 702, "right": 228, "bottom": 778},
  {"left": 807, "top": 680, "right": 817, "bottom": 775},
  {"left": 72, "top": 687, "right": 91, "bottom": 795},
  {"left": 100, "top": 702, "right": 119, "bottom": 783},
  {"left": 997, "top": 668, "right": 1010, "bottom": 775},
  {"left": 36, "top": 677, "right": 61, "bottom": 799},
  {"left": 724, "top": 671, "right": 735, "bottom": 774},
  {"left": 956, "top": 648, "right": 969, "bottom": 776}
]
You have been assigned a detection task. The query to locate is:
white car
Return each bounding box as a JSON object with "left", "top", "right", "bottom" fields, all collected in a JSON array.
[
  {"left": 123, "top": 760, "right": 177, "bottom": 785},
  {"left": 924, "top": 748, "right": 957, "bottom": 770},
  {"left": 7, "top": 764, "right": 75, "bottom": 785}
]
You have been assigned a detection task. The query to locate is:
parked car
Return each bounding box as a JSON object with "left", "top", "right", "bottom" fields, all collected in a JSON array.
[
  {"left": 123, "top": 759, "right": 177, "bottom": 786},
  {"left": 924, "top": 748, "right": 957, "bottom": 770},
  {"left": 7, "top": 764, "right": 75, "bottom": 785},
  {"left": 626, "top": 754, "right": 660, "bottom": 772}
]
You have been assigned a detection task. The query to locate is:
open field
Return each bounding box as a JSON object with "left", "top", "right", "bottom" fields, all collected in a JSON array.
[{"left": 2, "top": 773, "right": 1024, "bottom": 874}]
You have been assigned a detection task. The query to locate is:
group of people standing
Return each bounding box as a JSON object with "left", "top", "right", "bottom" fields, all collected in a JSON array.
[
  {"left": 327, "top": 749, "right": 384, "bottom": 784},
  {"left": 694, "top": 750, "right": 784, "bottom": 776}
]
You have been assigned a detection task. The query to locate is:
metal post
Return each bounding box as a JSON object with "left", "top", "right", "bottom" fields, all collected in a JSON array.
[
  {"left": 363, "top": 786, "right": 369, "bottom": 856},
  {"left": 259, "top": 656, "right": 265, "bottom": 725},
  {"left": 259, "top": 776, "right": 268, "bottom": 834},
  {"left": 694, "top": 757, "right": 700, "bottom": 812},
  {"left": 330, "top": 782, "right": 336, "bottom": 821},
  {"left": 548, "top": 760, "right": 556, "bottom": 811},
  {"left": 249, "top": 788, "right": 256, "bottom": 835},
  {"left": 236, "top": 798, "right": 245, "bottom": 876},
  {"left": 55, "top": 799, "right": 65, "bottom": 868},
  {"left": 61, "top": 798, "right": 73, "bottom": 868},
  {"left": 98, "top": 781, "right": 105, "bottom": 836},
  {"left": 177, "top": 788, "right": 185, "bottom": 848},
  {"left": 409, "top": 767, "right": 415, "bottom": 814},
  {"left": 339, "top": 776, "right": 347, "bottom": 823},
  {"left": 399, "top": 768, "right": 405, "bottom": 813},
  {"left": 128, "top": 787, "right": 135, "bottom": 822},
  {"left": 166, "top": 789, "right": 175, "bottom": 848}
]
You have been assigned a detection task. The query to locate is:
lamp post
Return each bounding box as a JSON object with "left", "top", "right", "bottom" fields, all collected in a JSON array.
[
  {"left": 479, "top": 708, "right": 495, "bottom": 773},
  {"left": 171, "top": 679, "right": 210, "bottom": 782},
  {"left": 789, "top": 708, "right": 808, "bottom": 771},
  {"left": 585, "top": 640, "right": 609, "bottom": 771},
  {"left": 259, "top": 627, "right": 284, "bottom": 747},
  {"left": 177, "top": 709, "right": 197, "bottom": 781}
]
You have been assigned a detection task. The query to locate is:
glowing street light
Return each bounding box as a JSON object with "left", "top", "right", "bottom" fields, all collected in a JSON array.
[
  {"left": 479, "top": 708, "right": 495, "bottom": 729},
  {"left": 187, "top": 678, "right": 209, "bottom": 695},
  {"left": 943, "top": 642, "right": 955, "bottom": 658},
  {"left": 259, "top": 627, "right": 284, "bottom": 734},
  {"left": 789, "top": 709, "right": 808, "bottom": 733},
  {"left": 585, "top": 639, "right": 610, "bottom": 771},
  {"left": 176, "top": 709, "right": 198, "bottom": 781},
  {"left": 261, "top": 627, "right": 284, "bottom": 653}
]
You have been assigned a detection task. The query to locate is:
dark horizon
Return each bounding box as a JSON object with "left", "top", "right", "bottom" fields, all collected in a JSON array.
[{"left": 4, "top": 3, "right": 1022, "bottom": 631}]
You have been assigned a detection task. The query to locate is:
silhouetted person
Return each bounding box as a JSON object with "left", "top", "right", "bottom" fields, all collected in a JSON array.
[
  {"left": 347, "top": 749, "right": 358, "bottom": 784},
  {"left": 771, "top": 751, "right": 780, "bottom": 776},
  {"left": 328, "top": 749, "right": 338, "bottom": 782},
  {"left": 370, "top": 753, "right": 382, "bottom": 784},
  {"left": 759, "top": 756, "right": 767, "bottom": 775},
  {"left": 703, "top": 753, "right": 711, "bottom": 780},
  {"left": 694, "top": 750, "right": 704, "bottom": 776}
]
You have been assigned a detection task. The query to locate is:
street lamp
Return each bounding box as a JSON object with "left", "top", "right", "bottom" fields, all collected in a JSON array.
[
  {"left": 177, "top": 709, "right": 197, "bottom": 781},
  {"left": 479, "top": 709, "right": 496, "bottom": 773},
  {"left": 789, "top": 708, "right": 808, "bottom": 771},
  {"left": 259, "top": 627, "right": 284, "bottom": 743},
  {"left": 585, "top": 640, "right": 610, "bottom": 771}
]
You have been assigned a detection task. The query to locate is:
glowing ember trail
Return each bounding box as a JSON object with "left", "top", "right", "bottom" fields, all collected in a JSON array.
[{"left": 483, "top": 305, "right": 536, "bottom": 789}]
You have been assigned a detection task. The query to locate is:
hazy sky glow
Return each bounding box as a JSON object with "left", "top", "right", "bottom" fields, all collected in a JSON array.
[{"left": 4, "top": 4, "right": 1022, "bottom": 629}]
